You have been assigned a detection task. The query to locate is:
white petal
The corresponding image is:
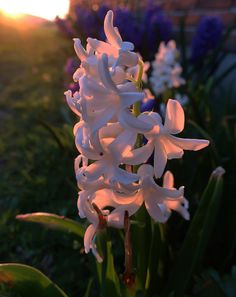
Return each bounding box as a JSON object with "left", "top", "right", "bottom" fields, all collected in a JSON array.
[
  {"left": 107, "top": 191, "right": 143, "bottom": 228},
  {"left": 163, "top": 171, "right": 174, "bottom": 188},
  {"left": 107, "top": 211, "right": 125, "bottom": 228},
  {"left": 120, "top": 41, "right": 134, "bottom": 51},
  {"left": 77, "top": 191, "right": 89, "bottom": 218},
  {"left": 162, "top": 136, "right": 184, "bottom": 159},
  {"left": 169, "top": 135, "right": 210, "bottom": 151},
  {"left": 137, "top": 164, "right": 154, "bottom": 177},
  {"left": 111, "top": 191, "right": 141, "bottom": 205},
  {"left": 117, "top": 51, "right": 138, "bottom": 67},
  {"left": 104, "top": 10, "right": 122, "bottom": 48},
  {"left": 74, "top": 38, "right": 88, "bottom": 62},
  {"left": 84, "top": 224, "right": 96, "bottom": 253},
  {"left": 82, "top": 199, "right": 99, "bottom": 224},
  {"left": 90, "top": 106, "right": 114, "bottom": 135},
  {"left": 92, "top": 189, "right": 119, "bottom": 209},
  {"left": 64, "top": 90, "right": 81, "bottom": 117},
  {"left": 123, "top": 141, "right": 154, "bottom": 165},
  {"left": 119, "top": 110, "right": 153, "bottom": 133},
  {"left": 74, "top": 155, "right": 88, "bottom": 171},
  {"left": 109, "top": 130, "right": 136, "bottom": 161},
  {"left": 164, "top": 99, "right": 185, "bottom": 134},
  {"left": 89, "top": 130, "right": 104, "bottom": 155},
  {"left": 138, "top": 112, "right": 162, "bottom": 130},
  {"left": 112, "top": 66, "right": 126, "bottom": 84},
  {"left": 73, "top": 68, "right": 83, "bottom": 82},
  {"left": 82, "top": 75, "right": 109, "bottom": 96},
  {"left": 98, "top": 54, "right": 117, "bottom": 92},
  {"left": 113, "top": 181, "right": 140, "bottom": 194},
  {"left": 85, "top": 161, "right": 104, "bottom": 180},
  {"left": 155, "top": 184, "right": 184, "bottom": 201},
  {"left": 115, "top": 167, "right": 139, "bottom": 184},
  {"left": 165, "top": 198, "right": 190, "bottom": 220},
  {"left": 99, "top": 123, "right": 123, "bottom": 139},
  {"left": 91, "top": 234, "right": 103, "bottom": 263},
  {"left": 118, "top": 82, "right": 137, "bottom": 92},
  {"left": 145, "top": 198, "right": 169, "bottom": 223},
  {"left": 87, "top": 38, "right": 119, "bottom": 57},
  {"left": 154, "top": 139, "right": 167, "bottom": 178},
  {"left": 74, "top": 127, "right": 100, "bottom": 160},
  {"left": 120, "top": 92, "right": 144, "bottom": 109}
]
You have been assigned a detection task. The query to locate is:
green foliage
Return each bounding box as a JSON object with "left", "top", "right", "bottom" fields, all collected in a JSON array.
[
  {"left": 16, "top": 212, "right": 85, "bottom": 238},
  {"left": 163, "top": 167, "right": 225, "bottom": 297},
  {"left": 0, "top": 264, "right": 68, "bottom": 297}
]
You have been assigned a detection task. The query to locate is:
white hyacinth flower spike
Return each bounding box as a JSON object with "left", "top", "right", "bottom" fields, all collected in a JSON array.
[{"left": 64, "top": 9, "right": 210, "bottom": 263}]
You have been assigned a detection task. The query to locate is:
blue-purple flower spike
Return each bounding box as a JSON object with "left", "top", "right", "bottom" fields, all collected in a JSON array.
[{"left": 190, "top": 16, "right": 224, "bottom": 64}]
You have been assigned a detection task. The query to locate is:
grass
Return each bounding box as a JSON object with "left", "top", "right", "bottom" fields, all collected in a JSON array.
[{"left": 0, "top": 15, "right": 90, "bottom": 296}]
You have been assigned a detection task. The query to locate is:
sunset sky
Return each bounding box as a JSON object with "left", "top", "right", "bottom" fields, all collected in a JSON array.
[{"left": 0, "top": 0, "right": 70, "bottom": 20}]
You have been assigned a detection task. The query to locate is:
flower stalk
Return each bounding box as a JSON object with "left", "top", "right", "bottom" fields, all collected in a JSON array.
[{"left": 123, "top": 211, "right": 135, "bottom": 288}]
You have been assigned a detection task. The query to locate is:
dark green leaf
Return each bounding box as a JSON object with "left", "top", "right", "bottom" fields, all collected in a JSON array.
[
  {"left": 84, "top": 278, "right": 93, "bottom": 297},
  {"left": 0, "top": 263, "right": 68, "bottom": 297},
  {"left": 145, "top": 222, "right": 164, "bottom": 296},
  {"left": 163, "top": 167, "right": 225, "bottom": 297},
  {"left": 132, "top": 206, "right": 151, "bottom": 291},
  {"left": 16, "top": 212, "right": 85, "bottom": 238},
  {"left": 103, "top": 241, "right": 121, "bottom": 297}
]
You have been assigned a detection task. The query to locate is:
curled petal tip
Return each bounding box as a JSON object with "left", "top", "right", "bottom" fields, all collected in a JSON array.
[
  {"left": 137, "top": 164, "right": 154, "bottom": 177},
  {"left": 64, "top": 90, "right": 71, "bottom": 96},
  {"left": 212, "top": 166, "right": 225, "bottom": 177},
  {"left": 197, "top": 140, "right": 210, "bottom": 150},
  {"left": 106, "top": 10, "right": 114, "bottom": 18}
]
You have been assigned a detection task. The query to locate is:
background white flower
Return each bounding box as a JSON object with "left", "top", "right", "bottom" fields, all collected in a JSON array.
[{"left": 150, "top": 40, "right": 185, "bottom": 97}]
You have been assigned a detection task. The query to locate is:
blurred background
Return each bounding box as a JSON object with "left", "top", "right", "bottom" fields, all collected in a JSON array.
[{"left": 0, "top": 0, "right": 236, "bottom": 296}]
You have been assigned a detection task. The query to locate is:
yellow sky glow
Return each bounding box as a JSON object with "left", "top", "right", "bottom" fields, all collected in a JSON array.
[{"left": 0, "top": 0, "right": 70, "bottom": 20}]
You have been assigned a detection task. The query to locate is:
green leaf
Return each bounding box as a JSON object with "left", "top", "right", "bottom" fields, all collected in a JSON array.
[
  {"left": 194, "top": 270, "right": 227, "bottom": 297},
  {"left": 145, "top": 223, "right": 165, "bottom": 296},
  {"left": 37, "top": 120, "right": 65, "bottom": 150},
  {"left": 16, "top": 212, "right": 85, "bottom": 238},
  {"left": 132, "top": 206, "right": 152, "bottom": 291},
  {"left": 84, "top": 278, "right": 93, "bottom": 297},
  {"left": 163, "top": 167, "right": 225, "bottom": 297},
  {"left": 0, "top": 263, "right": 68, "bottom": 297},
  {"left": 213, "top": 61, "right": 236, "bottom": 87},
  {"left": 103, "top": 241, "right": 122, "bottom": 297}
]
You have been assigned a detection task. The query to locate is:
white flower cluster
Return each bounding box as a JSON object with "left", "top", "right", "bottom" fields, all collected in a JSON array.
[
  {"left": 65, "top": 11, "right": 209, "bottom": 262},
  {"left": 150, "top": 40, "right": 186, "bottom": 97}
]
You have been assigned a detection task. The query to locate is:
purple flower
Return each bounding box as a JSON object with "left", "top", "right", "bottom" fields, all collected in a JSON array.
[
  {"left": 113, "top": 8, "right": 144, "bottom": 51},
  {"left": 140, "top": 99, "right": 155, "bottom": 112},
  {"left": 96, "top": 5, "right": 111, "bottom": 40},
  {"left": 190, "top": 16, "right": 224, "bottom": 64},
  {"left": 75, "top": 5, "right": 100, "bottom": 38},
  {"left": 97, "top": 5, "right": 110, "bottom": 22},
  {"left": 144, "top": 6, "right": 173, "bottom": 58}
]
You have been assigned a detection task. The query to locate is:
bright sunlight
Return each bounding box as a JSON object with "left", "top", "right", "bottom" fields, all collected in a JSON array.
[{"left": 0, "top": 0, "right": 69, "bottom": 20}]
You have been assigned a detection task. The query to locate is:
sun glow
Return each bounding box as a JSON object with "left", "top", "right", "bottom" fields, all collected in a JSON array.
[{"left": 0, "top": 0, "right": 70, "bottom": 20}]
